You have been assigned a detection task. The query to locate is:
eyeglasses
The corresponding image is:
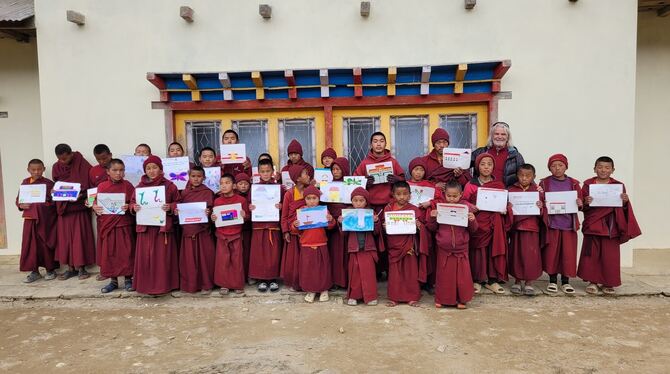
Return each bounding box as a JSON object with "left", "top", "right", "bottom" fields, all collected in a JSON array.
[{"left": 491, "top": 122, "right": 509, "bottom": 129}]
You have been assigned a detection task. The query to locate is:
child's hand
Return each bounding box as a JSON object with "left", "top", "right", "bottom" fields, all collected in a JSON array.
[
  {"left": 240, "top": 210, "right": 246, "bottom": 219},
  {"left": 161, "top": 204, "right": 171, "bottom": 212},
  {"left": 173, "top": 208, "right": 179, "bottom": 215},
  {"left": 468, "top": 212, "right": 475, "bottom": 222},
  {"left": 18, "top": 203, "right": 31, "bottom": 210},
  {"left": 292, "top": 220, "right": 299, "bottom": 228},
  {"left": 243, "top": 159, "right": 251, "bottom": 170},
  {"left": 121, "top": 204, "right": 129, "bottom": 212},
  {"left": 373, "top": 214, "right": 379, "bottom": 223},
  {"left": 576, "top": 198, "right": 583, "bottom": 208},
  {"left": 430, "top": 210, "right": 438, "bottom": 217},
  {"left": 326, "top": 213, "right": 333, "bottom": 222},
  {"left": 536, "top": 185, "right": 544, "bottom": 193},
  {"left": 420, "top": 201, "right": 432, "bottom": 209},
  {"left": 585, "top": 196, "right": 593, "bottom": 205},
  {"left": 453, "top": 167, "right": 463, "bottom": 176},
  {"left": 92, "top": 205, "right": 103, "bottom": 215},
  {"left": 249, "top": 204, "right": 256, "bottom": 211},
  {"left": 211, "top": 213, "right": 217, "bottom": 221},
  {"left": 133, "top": 204, "right": 141, "bottom": 212},
  {"left": 205, "top": 208, "right": 211, "bottom": 215},
  {"left": 366, "top": 175, "right": 375, "bottom": 187},
  {"left": 386, "top": 174, "right": 400, "bottom": 183},
  {"left": 536, "top": 201, "right": 543, "bottom": 209},
  {"left": 621, "top": 193, "right": 629, "bottom": 203},
  {"left": 338, "top": 216, "right": 344, "bottom": 223},
  {"left": 471, "top": 205, "right": 479, "bottom": 213},
  {"left": 416, "top": 221, "right": 422, "bottom": 229},
  {"left": 284, "top": 232, "right": 291, "bottom": 242},
  {"left": 275, "top": 203, "right": 282, "bottom": 209},
  {"left": 434, "top": 182, "right": 446, "bottom": 191}
]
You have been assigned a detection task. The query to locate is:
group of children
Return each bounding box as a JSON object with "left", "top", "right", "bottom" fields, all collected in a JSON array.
[{"left": 16, "top": 128, "right": 641, "bottom": 309}]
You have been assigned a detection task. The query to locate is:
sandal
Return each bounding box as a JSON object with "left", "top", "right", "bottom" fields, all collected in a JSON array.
[
  {"left": 585, "top": 283, "right": 599, "bottom": 295},
  {"left": 347, "top": 299, "right": 358, "bottom": 306},
  {"left": 602, "top": 287, "right": 616, "bottom": 295},
  {"left": 319, "top": 291, "right": 329, "bottom": 302},
  {"left": 44, "top": 271, "right": 57, "bottom": 281},
  {"left": 304, "top": 292, "right": 316, "bottom": 303},
  {"left": 561, "top": 283, "right": 575, "bottom": 294},
  {"left": 124, "top": 279, "right": 135, "bottom": 292},
  {"left": 78, "top": 268, "right": 90, "bottom": 280},
  {"left": 23, "top": 271, "right": 42, "bottom": 283},
  {"left": 200, "top": 289, "right": 212, "bottom": 295},
  {"left": 473, "top": 283, "right": 481, "bottom": 294},
  {"left": 367, "top": 300, "right": 378, "bottom": 306},
  {"left": 546, "top": 282, "right": 558, "bottom": 293},
  {"left": 435, "top": 303, "right": 443, "bottom": 309},
  {"left": 484, "top": 282, "right": 505, "bottom": 294},
  {"left": 523, "top": 285, "right": 536, "bottom": 296},
  {"left": 257, "top": 282, "right": 268, "bottom": 293},
  {"left": 96, "top": 274, "right": 108, "bottom": 281},
  {"left": 456, "top": 303, "right": 467, "bottom": 310},
  {"left": 510, "top": 284, "right": 522, "bottom": 295},
  {"left": 385, "top": 300, "right": 398, "bottom": 307},
  {"left": 101, "top": 282, "right": 118, "bottom": 294},
  {"left": 269, "top": 282, "right": 280, "bottom": 292},
  {"left": 219, "top": 288, "right": 230, "bottom": 295},
  {"left": 408, "top": 301, "right": 421, "bottom": 307},
  {"left": 58, "top": 270, "right": 78, "bottom": 281}
]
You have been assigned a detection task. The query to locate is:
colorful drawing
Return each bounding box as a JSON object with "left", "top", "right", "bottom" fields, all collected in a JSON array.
[
  {"left": 220, "top": 144, "right": 246, "bottom": 164},
  {"left": 135, "top": 186, "right": 166, "bottom": 226},
  {"left": 409, "top": 185, "right": 434, "bottom": 206},
  {"left": 384, "top": 210, "right": 416, "bottom": 235},
  {"left": 52, "top": 182, "right": 81, "bottom": 201},
  {"left": 365, "top": 161, "right": 394, "bottom": 184},
  {"left": 204, "top": 167, "right": 221, "bottom": 193},
  {"left": 297, "top": 205, "right": 329, "bottom": 230},
  {"left": 97, "top": 193, "right": 126, "bottom": 215},
  {"left": 213, "top": 203, "right": 244, "bottom": 227},
  {"left": 341, "top": 209, "right": 374, "bottom": 232},
  {"left": 18, "top": 184, "right": 47, "bottom": 204}
]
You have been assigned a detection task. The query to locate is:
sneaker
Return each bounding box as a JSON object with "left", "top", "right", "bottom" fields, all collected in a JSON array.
[
  {"left": 319, "top": 291, "right": 330, "bottom": 302},
  {"left": 367, "top": 300, "right": 378, "bottom": 306},
  {"left": 257, "top": 282, "right": 268, "bottom": 293},
  {"left": 219, "top": 288, "right": 230, "bottom": 295},
  {"left": 304, "top": 292, "right": 316, "bottom": 303},
  {"left": 124, "top": 278, "right": 135, "bottom": 292},
  {"left": 44, "top": 271, "right": 56, "bottom": 281},
  {"left": 269, "top": 282, "right": 280, "bottom": 292},
  {"left": 347, "top": 298, "right": 357, "bottom": 306},
  {"left": 23, "top": 271, "right": 41, "bottom": 283}
]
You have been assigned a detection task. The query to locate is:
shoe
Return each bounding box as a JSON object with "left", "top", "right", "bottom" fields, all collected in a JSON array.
[
  {"left": 367, "top": 300, "right": 378, "bottom": 306},
  {"left": 257, "top": 282, "right": 268, "bottom": 293},
  {"left": 200, "top": 289, "right": 212, "bottom": 295},
  {"left": 23, "top": 271, "right": 41, "bottom": 283},
  {"left": 44, "top": 271, "right": 56, "bottom": 281},
  {"left": 347, "top": 298, "right": 358, "bottom": 306},
  {"left": 101, "top": 282, "right": 118, "bottom": 294},
  {"left": 124, "top": 278, "right": 135, "bottom": 292},
  {"left": 269, "top": 282, "right": 280, "bottom": 292},
  {"left": 219, "top": 288, "right": 230, "bottom": 295},
  {"left": 304, "top": 292, "right": 316, "bottom": 303},
  {"left": 247, "top": 278, "right": 257, "bottom": 286},
  {"left": 319, "top": 291, "right": 329, "bottom": 302}
]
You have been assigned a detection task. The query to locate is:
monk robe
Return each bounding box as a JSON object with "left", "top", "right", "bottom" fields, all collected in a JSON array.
[
  {"left": 382, "top": 201, "right": 429, "bottom": 303},
  {"left": 463, "top": 178, "right": 512, "bottom": 283},
  {"left": 248, "top": 179, "right": 284, "bottom": 281},
  {"left": 213, "top": 193, "right": 249, "bottom": 291},
  {"left": 539, "top": 175, "right": 582, "bottom": 278},
  {"left": 353, "top": 150, "right": 405, "bottom": 213},
  {"left": 96, "top": 179, "right": 135, "bottom": 278},
  {"left": 293, "top": 214, "right": 335, "bottom": 293},
  {"left": 89, "top": 164, "right": 108, "bottom": 187},
  {"left": 577, "top": 178, "right": 641, "bottom": 287},
  {"left": 507, "top": 183, "right": 544, "bottom": 282},
  {"left": 426, "top": 199, "right": 478, "bottom": 306},
  {"left": 221, "top": 157, "right": 252, "bottom": 178},
  {"left": 408, "top": 177, "right": 445, "bottom": 287},
  {"left": 237, "top": 189, "right": 252, "bottom": 279},
  {"left": 422, "top": 151, "right": 471, "bottom": 188},
  {"left": 132, "top": 176, "right": 180, "bottom": 295},
  {"left": 280, "top": 187, "right": 306, "bottom": 290},
  {"left": 16, "top": 176, "right": 57, "bottom": 272},
  {"left": 52, "top": 151, "right": 96, "bottom": 268},
  {"left": 178, "top": 183, "right": 215, "bottom": 293},
  {"left": 346, "top": 219, "right": 382, "bottom": 303},
  {"left": 327, "top": 157, "right": 351, "bottom": 288}
]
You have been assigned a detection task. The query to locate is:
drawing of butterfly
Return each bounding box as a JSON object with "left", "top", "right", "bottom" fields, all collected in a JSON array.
[{"left": 169, "top": 172, "right": 188, "bottom": 181}]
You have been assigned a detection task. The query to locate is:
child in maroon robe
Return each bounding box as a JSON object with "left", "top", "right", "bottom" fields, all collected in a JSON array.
[
  {"left": 327, "top": 157, "right": 351, "bottom": 289},
  {"left": 343, "top": 187, "right": 380, "bottom": 306},
  {"left": 248, "top": 159, "right": 283, "bottom": 292},
  {"left": 168, "top": 142, "right": 195, "bottom": 169},
  {"left": 52, "top": 144, "right": 96, "bottom": 280},
  {"left": 198, "top": 147, "right": 219, "bottom": 169},
  {"left": 423, "top": 128, "right": 471, "bottom": 189},
  {"left": 382, "top": 181, "right": 429, "bottom": 307},
  {"left": 321, "top": 148, "right": 337, "bottom": 168},
  {"left": 90, "top": 144, "right": 112, "bottom": 281},
  {"left": 131, "top": 156, "right": 180, "bottom": 295},
  {"left": 463, "top": 153, "right": 512, "bottom": 295},
  {"left": 292, "top": 185, "right": 335, "bottom": 303},
  {"left": 279, "top": 139, "right": 312, "bottom": 186},
  {"left": 578, "top": 156, "right": 641, "bottom": 295},
  {"left": 427, "top": 180, "right": 478, "bottom": 309},
  {"left": 235, "top": 173, "right": 253, "bottom": 281},
  {"left": 221, "top": 130, "right": 252, "bottom": 177},
  {"left": 212, "top": 173, "right": 249, "bottom": 295},
  {"left": 134, "top": 143, "right": 152, "bottom": 156},
  {"left": 176, "top": 167, "right": 215, "bottom": 294},
  {"left": 93, "top": 159, "right": 136, "bottom": 293},
  {"left": 280, "top": 164, "right": 314, "bottom": 291},
  {"left": 507, "top": 164, "right": 544, "bottom": 296},
  {"left": 16, "top": 159, "right": 57, "bottom": 283},
  {"left": 539, "top": 154, "right": 583, "bottom": 295}
]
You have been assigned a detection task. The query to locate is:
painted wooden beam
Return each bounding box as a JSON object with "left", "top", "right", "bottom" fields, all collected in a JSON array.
[
  {"left": 387, "top": 67, "right": 397, "bottom": 97},
  {"left": 223, "top": 89, "right": 233, "bottom": 101},
  {"left": 66, "top": 10, "right": 85, "bottom": 26},
  {"left": 491, "top": 81, "right": 501, "bottom": 93},
  {"left": 455, "top": 64, "right": 468, "bottom": 81},
  {"left": 218, "top": 72, "right": 231, "bottom": 88},
  {"left": 319, "top": 69, "right": 329, "bottom": 98},
  {"left": 255, "top": 88, "right": 265, "bottom": 100},
  {"left": 324, "top": 106, "right": 334, "bottom": 148},
  {"left": 180, "top": 6, "right": 194, "bottom": 22},
  {"left": 353, "top": 67, "right": 363, "bottom": 97},
  {"left": 492, "top": 60, "right": 511, "bottom": 79},
  {"left": 454, "top": 82, "right": 464, "bottom": 95},
  {"left": 421, "top": 66, "right": 431, "bottom": 83},
  {"left": 191, "top": 90, "right": 202, "bottom": 102},
  {"left": 182, "top": 74, "right": 198, "bottom": 89},
  {"left": 147, "top": 73, "right": 169, "bottom": 102},
  {"left": 251, "top": 71, "right": 263, "bottom": 87},
  {"left": 285, "top": 70, "right": 297, "bottom": 99}
]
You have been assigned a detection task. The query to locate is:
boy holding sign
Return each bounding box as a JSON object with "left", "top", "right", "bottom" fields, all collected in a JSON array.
[
  {"left": 424, "top": 128, "right": 471, "bottom": 189},
  {"left": 93, "top": 159, "right": 135, "bottom": 293},
  {"left": 578, "top": 157, "right": 641, "bottom": 295},
  {"left": 507, "top": 164, "right": 544, "bottom": 296},
  {"left": 538, "top": 154, "right": 583, "bottom": 294},
  {"left": 221, "top": 130, "right": 252, "bottom": 177},
  {"left": 327, "top": 157, "right": 352, "bottom": 290},
  {"left": 16, "top": 159, "right": 57, "bottom": 283},
  {"left": 426, "top": 181, "right": 478, "bottom": 309}
]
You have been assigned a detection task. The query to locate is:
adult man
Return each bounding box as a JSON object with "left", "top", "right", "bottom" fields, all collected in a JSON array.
[{"left": 471, "top": 122, "right": 525, "bottom": 187}]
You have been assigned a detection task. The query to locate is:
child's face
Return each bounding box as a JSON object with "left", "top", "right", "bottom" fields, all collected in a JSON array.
[
  {"left": 392, "top": 187, "right": 411, "bottom": 206},
  {"left": 134, "top": 146, "right": 150, "bottom": 156},
  {"left": 288, "top": 153, "right": 302, "bottom": 164},
  {"left": 107, "top": 163, "right": 125, "bottom": 182},
  {"left": 517, "top": 168, "right": 535, "bottom": 187},
  {"left": 433, "top": 139, "right": 449, "bottom": 155},
  {"left": 168, "top": 144, "right": 184, "bottom": 157},
  {"left": 259, "top": 164, "right": 274, "bottom": 181},
  {"left": 331, "top": 164, "right": 343, "bottom": 180},
  {"left": 411, "top": 166, "right": 425, "bottom": 182},
  {"left": 145, "top": 163, "right": 162, "bottom": 180},
  {"left": 189, "top": 170, "right": 204, "bottom": 187},
  {"left": 351, "top": 196, "right": 367, "bottom": 209},
  {"left": 322, "top": 156, "right": 334, "bottom": 168},
  {"left": 236, "top": 180, "right": 250, "bottom": 193},
  {"left": 478, "top": 157, "right": 494, "bottom": 177},
  {"left": 444, "top": 187, "right": 462, "bottom": 204},
  {"left": 550, "top": 161, "right": 567, "bottom": 179},
  {"left": 27, "top": 163, "right": 45, "bottom": 180},
  {"left": 220, "top": 177, "right": 234, "bottom": 194},
  {"left": 298, "top": 169, "right": 311, "bottom": 186},
  {"left": 594, "top": 161, "right": 614, "bottom": 180},
  {"left": 371, "top": 135, "right": 386, "bottom": 154},
  {"left": 57, "top": 152, "right": 74, "bottom": 165},
  {"left": 304, "top": 194, "right": 320, "bottom": 207},
  {"left": 199, "top": 151, "right": 216, "bottom": 167},
  {"left": 222, "top": 132, "right": 238, "bottom": 144},
  {"left": 94, "top": 151, "right": 112, "bottom": 167}
]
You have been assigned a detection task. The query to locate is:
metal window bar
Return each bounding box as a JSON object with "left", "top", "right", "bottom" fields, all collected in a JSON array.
[
  {"left": 390, "top": 115, "right": 429, "bottom": 178},
  {"left": 343, "top": 117, "right": 380, "bottom": 173},
  {"left": 438, "top": 114, "right": 478, "bottom": 149},
  {"left": 278, "top": 118, "right": 316, "bottom": 166},
  {"left": 185, "top": 121, "right": 221, "bottom": 163},
  {"left": 232, "top": 119, "right": 269, "bottom": 167}
]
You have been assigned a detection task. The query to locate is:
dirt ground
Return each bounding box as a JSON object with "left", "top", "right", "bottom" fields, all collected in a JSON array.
[{"left": 1, "top": 294, "right": 669, "bottom": 374}]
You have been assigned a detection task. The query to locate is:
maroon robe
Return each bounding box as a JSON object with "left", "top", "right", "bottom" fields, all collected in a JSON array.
[
  {"left": 237, "top": 190, "right": 252, "bottom": 279},
  {"left": 178, "top": 183, "right": 215, "bottom": 292},
  {"left": 327, "top": 157, "right": 351, "bottom": 288},
  {"left": 293, "top": 217, "right": 335, "bottom": 293},
  {"left": 345, "top": 219, "right": 382, "bottom": 303},
  {"left": 408, "top": 179, "right": 445, "bottom": 286},
  {"left": 16, "top": 177, "right": 57, "bottom": 272},
  {"left": 280, "top": 187, "right": 306, "bottom": 289},
  {"left": 221, "top": 157, "right": 252, "bottom": 178},
  {"left": 382, "top": 201, "right": 429, "bottom": 303},
  {"left": 463, "top": 179, "right": 512, "bottom": 283},
  {"left": 426, "top": 200, "right": 478, "bottom": 305},
  {"left": 539, "top": 176, "right": 582, "bottom": 277},
  {"left": 353, "top": 149, "right": 405, "bottom": 207},
  {"left": 52, "top": 151, "right": 96, "bottom": 268},
  {"left": 422, "top": 150, "right": 471, "bottom": 188},
  {"left": 213, "top": 193, "right": 249, "bottom": 290},
  {"left": 96, "top": 179, "right": 135, "bottom": 278},
  {"left": 577, "top": 178, "right": 641, "bottom": 287},
  {"left": 89, "top": 164, "right": 108, "bottom": 187},
  {"left": 248, "top": 179, "right": 283, "bottom": 280},
  {"left": 132, "top": 176, "right": 180, "bottom": 295},
  {"left": 507, "top": 183, "right": 543, "bottom": 282}
]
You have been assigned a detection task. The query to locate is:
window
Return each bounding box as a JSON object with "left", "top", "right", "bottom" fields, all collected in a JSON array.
[
  {"left": 439, "top": 114, "right": 478, "bottom": 149},
  {"left": 232, "top": 119, "right": 268, "bottom": 166},
  {"left": 278, "top": 118, "right": 316, "bottom": 166},
  {"left": 343, "top": 117, "right": 380, "bottom": 172},
  {"left": 390, "top": 115, "right": 429, "bottom": 177},
  {"left": 185, "top": 121, "right": 221, "bottom": 163}
]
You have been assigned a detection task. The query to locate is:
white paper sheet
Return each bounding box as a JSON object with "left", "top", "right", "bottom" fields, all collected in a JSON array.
[
  {"left": 409, "top": 185, "right": 435, "bottom": 206},
  {"left": 508, "top": 191, "right": 541, "bottom": 216},
  {"left": 97, "top": 193, "right": 126, "bottom": 215},
  {"left": 252, "top": 167, "right": 261, "bottom": 184},
  {"left": 436, "top": 203, "right": 469, "bottom": 227},
  {"left": 52, "top": 181, "right": 81, "bottom": 201},
  {"left": 18, "top": 184, "right": 46, "bottom": 204},
  {"left": 545, "top": 190, "right": 578, "bottom": 214},
  {"left": 588, "top": 184, "right": 623, "bottom": 207},
  {"left": 203, "top": 167, "right": 221, "bottom": 193},
  {"left": 120, "top": 155, "right": 147, "bottom": 187},
  {"left": 85, "top": 187, "right": 97, "bottom": 207},
  {"left": 219, "top": 144, "right": 246, "bottom": 165},
  {"left": 163, "top": 156, "right": 190, "bottom": 190},
  {"left": 281, "top": 171, "right": 294, "bottom": 190},
  {"left": 177, "top": 202, "right": 208, "bottom": 225},
  {"left": 135, "top": 186, "right": 166, "bottom": 226},
  {"left": 297, "top": 205, "right": 329, "bottom": 230},
  {"left": 476, "top": 187, "right": 508, "bottom": 212},
  {"left": 365, "top": 161, "right": 394, "bottom": 184},
  {"left": 442, "top": 148, "right": 472, "bottom": 169},
  {"left": 213, "top": 203, "right": 244, "bottom": 227},
  {"left": 251, "top": 184, "right": 281, "bottom": 222},
  {"left": 384, "top": 210, "right": 417, "bottom": 235},
  {"left": 314, "top": 168, "right": 333, "bottom": 188}
]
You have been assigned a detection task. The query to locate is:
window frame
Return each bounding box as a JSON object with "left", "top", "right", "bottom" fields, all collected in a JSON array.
[
  {"left": 278, "top": 117, "right": 317, "bottom": 166},
  {"left": 185, "top": 120, "right": 222, "bottom": 162},
  {"left": 231, "top": 119, "right": 269, "bottom": 166},
  {"left": 389, "top": 115, "right": 430, "bottom": 168}
]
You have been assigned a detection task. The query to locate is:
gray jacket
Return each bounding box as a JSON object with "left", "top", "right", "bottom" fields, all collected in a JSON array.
[{"left": 471, "top": 146, "right": 525, "bottom": 187}]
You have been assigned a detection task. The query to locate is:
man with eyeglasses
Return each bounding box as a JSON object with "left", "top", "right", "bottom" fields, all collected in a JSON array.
[{"left": 471, "top": 122, "right": 525, "bottom": 187}]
